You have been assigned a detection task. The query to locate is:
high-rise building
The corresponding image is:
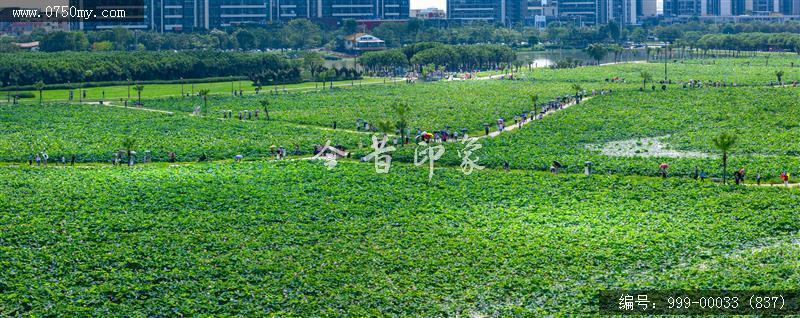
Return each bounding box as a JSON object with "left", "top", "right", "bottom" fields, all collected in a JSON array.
[
  {"left": 663, "top": 0, "right": 702, "bottom": 16},
  {"left": 556, "top": 0, "right": 599, "bottom": 24},
  {"left": 447, "top": 0, "right": 527, "bottom": 25},
  {"left": 75, "top": 0, "right": 408, "bottom": 32},
  {"left": 555, "top": 0, "right": 639, "bottom": 25},
  {"left": 638, "top": 0, "right": 658, "bottom": 17},
  {"left": 784, "top": 0, "right": 800, "bottom": 14},
  {"left": 271, "top": 0, "right": 410, "bottom": 23},
  {"left": 597, "top": 0, "right": 637, "bottom": 24}
]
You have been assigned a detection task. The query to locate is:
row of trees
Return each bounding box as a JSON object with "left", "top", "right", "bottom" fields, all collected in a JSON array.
[
  {"left": 695, "top": 33, "right": 800, "bottom": 54},
  {"left": 360, "top": 43, "right": 516, "bottom": 73},
  {"left": 0, "top": 51, "right": 298, "bottom": 86}
]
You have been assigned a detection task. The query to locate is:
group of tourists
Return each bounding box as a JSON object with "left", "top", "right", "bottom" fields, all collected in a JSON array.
[
  {"left": 681, "top": 79, "right": 739, "bottom": 89},
  {"left": 416, "top": 129, "right": 463, "bottom": 143},
  {"left": 270, "top": 145, "right": 289, "bottom": 160},
  {"left": 28, "top": 152, "right": 77, "bottom": 166},
  {"left": 355, "top": 119, "right": 371, "bottom": 132},
  {"left": 221, "top": 109, "right": 265, "bottom": 120},
  {"left": 768, "top": 80, "right": 799, "bottom": 87},
  {"left": 111, "top": 150, "right": 147, "bottom": 167}
]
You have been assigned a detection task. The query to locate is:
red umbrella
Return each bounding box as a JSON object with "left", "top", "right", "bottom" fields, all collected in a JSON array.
[{"left": 659, "top": 163, "right": 669, "bottom": 169}]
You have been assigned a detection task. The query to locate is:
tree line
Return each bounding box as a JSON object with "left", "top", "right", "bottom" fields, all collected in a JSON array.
[
  {"left": 0, "top": 51, "right": 299, "bottom": 87},
  {"left": 359, "top": 43, "right": 516, "bottom": 74},
  {"left": 695, "top": 33, "right": 800, "bottom": 54}
]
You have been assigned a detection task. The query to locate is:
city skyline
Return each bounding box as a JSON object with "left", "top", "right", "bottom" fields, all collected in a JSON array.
[{"left": 411, "top": 0, "right": 664, "bottom": 11}]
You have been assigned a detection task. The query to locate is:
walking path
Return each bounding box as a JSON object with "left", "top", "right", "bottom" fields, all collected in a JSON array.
[
  {"left": 746, "top": 182, "right": 800, "bottom": 188},
  {"left": 84, "top": 101, "right": 175, "bottom": 114},
  {"left": 482, "top": 95, "right": 596, "bottom": 139}
]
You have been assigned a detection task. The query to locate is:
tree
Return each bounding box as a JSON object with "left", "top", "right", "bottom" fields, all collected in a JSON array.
[
  {"left": 571, "top": 83, "right": 583, "bottom": 96},
  {"left": 528, "top": 35, "right": 540, "bottom": 48},
  {"left": 83, "top": 70, "right": 93, "bottom": 102},
  {"left": 775, "top": 70, "right": 785, "bottom": 83},
  {"left": 629, "top": 28, "right": 648, "bottom": 44},
  {"left": 640, "top": 71, "right": 652, "bottom": 91},
  {"left": 259, "top": 99, "right": 270, "bottom": 120},
  {"left": 284, "top": 19, "right": 322, "bottom": 49},
  {"left": 530, "top": 94, "right": 539, "bottom": 108},
  {"left": 375, "top": 119, "right": 395, "bottom": 137},
  {"left": 392, "top": 103, "right": 410, "bottom": 144},
  {"left": 235, "top": 29, "right": 256, "bottom": 50},
  {"left": 34, "top": 80, "right": 45, "bottom": 106},
  {"left": 711, "top": 132, "right": 737, "bottom": 184},
  {"left": 341, "top": 19, "right": 359, "bottom": 35},
  {"left": 133, "top": 84, "right": 144, "bottom": 104},
  {"left": 303, "top": 52, "right": 326, "bottom": 79},
  {"left": 122, "top": 136, "right": 136, "bottom": 164},
  {"left": 584, "top": 43, "right": 607, "bottom": 65},
  {"left": 198, "top": 89, "right": 210, "bottom": 115},
  {"left": 606, "top": 21, "right": 621, "bottom": 43},
  {"left": 608, "top": 44, "right": 624, "bottom": 62}
]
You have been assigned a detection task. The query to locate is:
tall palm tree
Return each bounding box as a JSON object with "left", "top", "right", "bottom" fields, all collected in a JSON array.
[
  {"left": 640, "top": 71, "right": 652, "bottom": 91},
  {"left": 198, "top": 89, "right": 210, "bottom": 115},
  {"left": 392, "top": 103, "right": 410, "bottom": 144},
  {"left": 82, "top": 70, "right": 93, "bottom": 102},
  {"left": 375, "top": 119, "right": 395, "bottom": 137},
  {"left": 133, "top": 84, "right": 144, "bottom": 105},
  {"left": 122, "top": 136, "right": 136, "bottom": 164},
  {"left": 584, "top": 43, "right": 607, "bottom": 65},
  {"left": 259, "top": 99, "right": 270, "bottom": 120},
  {"left": 712, "top": 132, "right": 737, "bottom": 184},
  {"left": 34, "top": 80, "right": 45, "bottom": 106}
]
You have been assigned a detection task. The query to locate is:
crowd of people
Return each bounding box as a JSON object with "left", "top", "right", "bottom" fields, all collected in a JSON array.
[
  {"left": 221, "top": 109, "right": 267, "bottom": 120},
  {"left": 27, "top": 152, "right": 77, "bottom": 167}
]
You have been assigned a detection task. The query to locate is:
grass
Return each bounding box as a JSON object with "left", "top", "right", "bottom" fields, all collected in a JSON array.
[{"left": 11, "top": 77, "right": 394, "bottom": 102}]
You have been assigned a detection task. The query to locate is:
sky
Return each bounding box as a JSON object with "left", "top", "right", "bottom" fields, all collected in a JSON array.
[{"left": 411, "top": 0, "right": 446, "bottom": 10}]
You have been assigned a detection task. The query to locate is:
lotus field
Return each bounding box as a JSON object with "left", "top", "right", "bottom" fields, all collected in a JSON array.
[
  {"left": 2, "top": 55, "right": 800, "bottom": 316},
  {"left": 1, "top": 161, "right": 799, "bottom": 315}
]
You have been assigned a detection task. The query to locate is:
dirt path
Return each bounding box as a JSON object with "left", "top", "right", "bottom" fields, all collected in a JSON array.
[
  {"left": 745, "top": 182, "right": 800, "bottom": 188},
  {"left": 85, "top": 101, "right": 175, "bottom": 115}
]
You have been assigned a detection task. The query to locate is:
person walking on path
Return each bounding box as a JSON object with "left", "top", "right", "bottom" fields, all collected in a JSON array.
[
  {"left": 781, "top": 171, "right": 789, "bottom": 187},
  {"left": 756, "top": 173, "right": 762, "bottom": 186}
]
